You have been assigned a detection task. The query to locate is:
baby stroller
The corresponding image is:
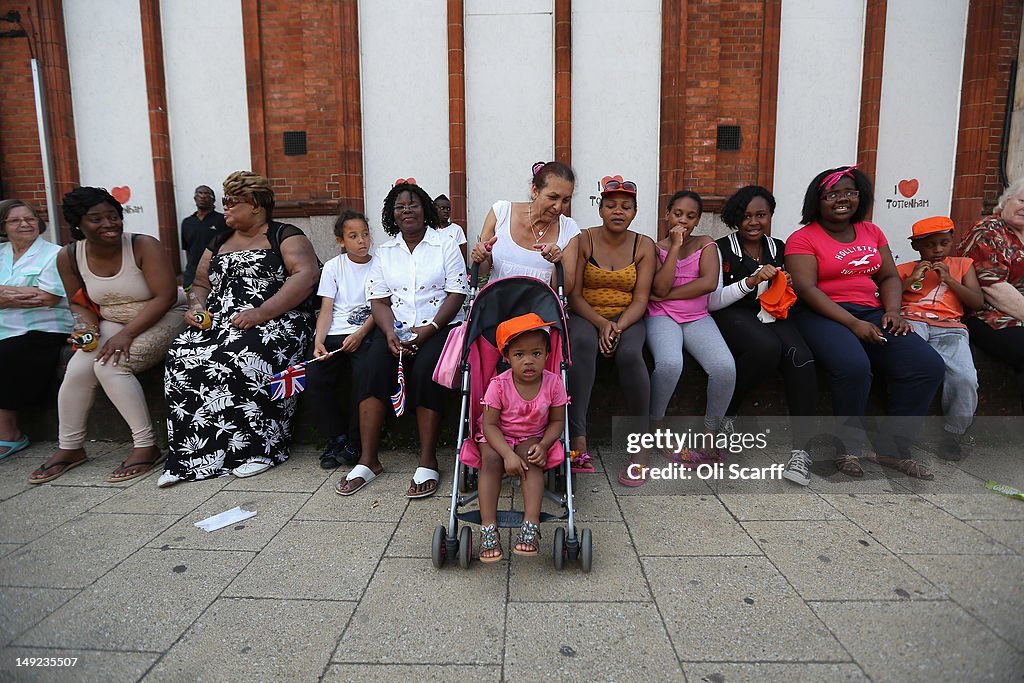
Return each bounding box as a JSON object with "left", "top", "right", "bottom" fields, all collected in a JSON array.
[{"left": 431, "top": 263, "right": 593, "bottom": 572}]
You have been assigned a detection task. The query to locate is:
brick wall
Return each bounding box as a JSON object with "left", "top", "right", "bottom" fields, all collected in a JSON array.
[{"left": 0, "top": 5, "right": 45, "bottom": 210}]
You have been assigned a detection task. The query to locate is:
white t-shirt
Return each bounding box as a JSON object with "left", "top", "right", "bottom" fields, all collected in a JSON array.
[
  {"left": 489, "top": 200, "right": 580, "bottom": 282},
  {"left": 437, "top": 223, "right": 467, "bottom": 246},
  {"left": 317, "top": 253, "right": 374, "bottom": 335}
]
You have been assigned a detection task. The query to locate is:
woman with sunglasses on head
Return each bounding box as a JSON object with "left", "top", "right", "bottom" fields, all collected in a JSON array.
[
  {"left": 160, "top": 171, "right": 319, "bottom": 487},
  {"left": 708, "top": 186, "right": 818, "bottom": 485},
  {"left": 28, "top": 187, "right": 185, "bottom": 484},
  {"left": 785, "top": 166, "right": 943, "bottom": 480},
  {"left": 0, "top": 200, "right": 73, "bottom": 460},
  {"left": 566, "top": 176, "right": 656, "bottom": 475},
  {"left": 470, "top": 161, "right": 581, "bottom": 295}
]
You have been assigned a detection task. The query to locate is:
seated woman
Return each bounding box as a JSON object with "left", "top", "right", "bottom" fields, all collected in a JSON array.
[
  {"left": 708, "top": 186, "right": 817, "bottom": 485},
  {"left": 161, "top": 171, "right": 319, "bottom": 486},
  {"left": 785, "top": 165, "right": 944, "bottom": 479},
  {"left": 335, "top": 181, "right": 468, "bottom": 499},
  {"left": 29, "top": 187, "right": 185, "bottom": 484},
  {"left": 433, "top": 194, "right": 468, "bottom": 262},
  {"left": 958, "top": 178, "right": 1024, "bottom": 412},
  {"left": 567, "top": 176, "right": 655, "bottom": 474},
  {"left": 642, "top": 191, "right": 736, "bottom": 477},
  {"left": 0, "top": 200, "right": 73, "bottom": 459},
  {"left": 470, "top": 161, "right": 580, "bottom": 294}
]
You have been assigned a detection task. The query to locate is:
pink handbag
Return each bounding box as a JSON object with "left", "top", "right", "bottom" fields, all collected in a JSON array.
[{"left": 432, "top": 322, "right": 467, "bottom": 388}]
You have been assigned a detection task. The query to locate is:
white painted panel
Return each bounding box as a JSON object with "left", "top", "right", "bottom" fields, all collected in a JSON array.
[
  {"left": 872, "top": 0, "right": 968, "bottom": 264},
  {"left": 464, "top": 0, "right": 554, "bottom": 245},
  {"left": 571, "top": 0, "right": 661, "bottom": 238},
  {"left": 64, "top": 0, "right": 158, "bottom": 237},
  {"left": 359, "top": 0, "right": 450, "bottom": 244},
  {"left": 773, "top": 0, "right": 865, "bottom": 238},
  {"left": 161, "top": 0, "right": 251, "bottom": 259}
]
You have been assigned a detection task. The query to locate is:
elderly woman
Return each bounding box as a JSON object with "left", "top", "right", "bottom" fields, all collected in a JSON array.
[
  {"left": 0, "top": 200, "right": 73, "bottom": 458},
  {"left": 335, "top": 181, "right": 468, "bottom": 498},
  {"left": 566, "top": 176, "right": 656, "bottom": 475},
  {"left": 785, "top": 166, "right": 944, "bottom": 480},
  {"left": 958, "top": 178, "right": 1024, "bottom": 412},
  {"left": 160, "top": 171, "right": 319, "bottom": 486},
  {"left": 470, "top": 161, "right": 581, "bottom": 294},
  {"left": 28, "top": 188, "right": 184, "bottom": 484},
  {"left": 709, "top": 186, "right": 817, "bottom": 485}
]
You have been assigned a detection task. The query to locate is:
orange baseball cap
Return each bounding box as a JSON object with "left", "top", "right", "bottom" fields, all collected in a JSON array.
[
  {"left": 495, "top": 313, "right": 556, "bottom": 354},
  {"left": 909, "top": 215, "right": 954, "bottom": 240}
]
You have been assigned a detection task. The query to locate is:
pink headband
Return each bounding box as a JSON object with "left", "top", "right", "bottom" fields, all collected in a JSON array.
[{"left": 819, "top": 165, "right": 859, "bottom": 191}]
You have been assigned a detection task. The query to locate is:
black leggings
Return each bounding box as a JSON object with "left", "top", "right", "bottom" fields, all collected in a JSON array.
[
  {"left": 0, "top": 331, "right": 67, "bottom": 410},
  {"left": 965, "top": 317, "right": 1024, "bottom": 412},
  {"left": 304, "top": 333, "right": 373, "bottom": 441}
]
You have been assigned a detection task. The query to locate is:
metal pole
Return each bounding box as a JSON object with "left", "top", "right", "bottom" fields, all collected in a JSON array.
[{"left": 31, "top": 58, "right": 60, "bottom": 245}]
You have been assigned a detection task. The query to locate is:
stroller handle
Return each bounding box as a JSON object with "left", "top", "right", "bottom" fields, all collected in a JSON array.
[{"left": 468, "top": 261, "right": 565, "bottom": 294}]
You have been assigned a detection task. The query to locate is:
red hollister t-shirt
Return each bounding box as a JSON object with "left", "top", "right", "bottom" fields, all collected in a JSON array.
[{"left": 785, "top": 221, "right": 888, "bottom": 308}]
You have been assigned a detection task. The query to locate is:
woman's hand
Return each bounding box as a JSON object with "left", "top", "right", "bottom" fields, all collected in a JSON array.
[
  {"left": 850, "top": 319, "right": 887, "bottom": 345},
  {"left": 313, "top": 340, "right": 329, "bottom": 358},
  {"left": 230, "top": 308, "right": 268, "bottom": 330},
  {"left": 0, "top": 286, "right": 42, "bottom": 308},
  {"left": 339, "top": 330, "right": 366, "bottom": 353},
  {"left": 598, "top": 319, "right": 620, "bottom": 356},
  {"left": 184, "top": 308, "right": 209, "bottom": 329},
  {"left": 755, "top": 264, "right": 778, "bottom": 283},
  {"left": 95, "top": 329, "right": 135, "bottom": 366},
  {"left": 470, "top": 235, "right": 497, "bottom": 263},
  {"left": 385, "top": 329, "right": 404, "bottom": 357},
  {"left": 537, "top": 242, "right": 562, "bottom": 263},
  {"left": 881, "top": 312, "right": 911, "bottom": 336},
  {"left": 669, "top": 226, "right": 686, "bottom": 248}
]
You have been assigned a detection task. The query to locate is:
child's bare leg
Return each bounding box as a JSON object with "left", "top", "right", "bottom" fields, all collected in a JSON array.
[
  {"left": 477, "top": 443, "right": 505, "bottom": 560},
  {"left": 514, "top": 439, "right": 545, "bottom": 553}
]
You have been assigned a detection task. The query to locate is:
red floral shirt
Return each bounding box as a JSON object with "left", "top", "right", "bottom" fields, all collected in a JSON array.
[{"left": 957, "top": 215, "right": 1024, "bottom": 329}]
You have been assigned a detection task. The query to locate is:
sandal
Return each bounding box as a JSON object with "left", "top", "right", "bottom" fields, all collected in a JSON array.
[
  {"left": 569, "top": 449, "right": 595, "bottom": 474},
  {"left": 479, "top": 523, "right": 503, "bottom": 563},
  {"left": 28, "top": 457, "right": 88, "bottom": 484},
  {"left": 833, "top": 455, "right": 864, "bottom": 477},
  {"left": 864, "top": 453, "right": 934, "bottom": 480},
  {"left": 513, "top": 520, "right": 541, "bottom": 556},
  {"left": 663, "top": 448, "right": 716, "bottom": 470},
  {"left": 106, "top": 448, "right": 166, "bottom": 483}
]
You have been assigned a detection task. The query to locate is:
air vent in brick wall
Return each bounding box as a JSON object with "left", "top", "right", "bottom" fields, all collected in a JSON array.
[
  {"left": 716, "top": 125, "right": 741, "bottom": 151},
  {"left": 283, "top": 131, "right": 308, "bottom": 156}
]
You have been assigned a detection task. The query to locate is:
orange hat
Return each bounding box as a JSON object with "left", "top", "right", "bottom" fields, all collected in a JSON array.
[
  {"left": 496, "top": 313, "right": 556, "bottom": 355},
  {"left": 759, "top": 270, "right": 797, "bottom": 319},
  {"left": 909, "top": 215, "right": 954, "bottom": 240}
]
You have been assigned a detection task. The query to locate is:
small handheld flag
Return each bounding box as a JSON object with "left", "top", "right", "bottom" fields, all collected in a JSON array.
[
  {"left": 267, "top": 348, "right": 342, "bottom": 400},
  {"left": 391, "top": 349, "right": 407, "bottom": 416}
]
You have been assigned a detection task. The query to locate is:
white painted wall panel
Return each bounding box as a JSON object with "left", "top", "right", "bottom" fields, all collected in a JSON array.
[
  {"left": 161, "top": 0, "right": 251, "bottom": 255},
  {"left": 464, "top": 0, "right": 554, "bottom": 245},
  {"left": 872, "top": 0, "right": 968, "bottom": 263},
  {"left": 64, "top": 0, "right": 158, "bottom": 237},
  {"left": 359, "top": 0, "right": 449, "bottom": 244},
  {"left": 571, "top": 0, "right": 661, "bottom": 238},
  {"left": 773, "top": 0, "right": 866, "bottom": 238}
]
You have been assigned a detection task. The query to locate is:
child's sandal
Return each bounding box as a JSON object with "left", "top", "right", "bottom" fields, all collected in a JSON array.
[
  {"left": 514, "top": 520, "right": 541, "bottom": 556},
  {"left": 569, "top": 449, "right": 595, "bottom": 474},
  {"left": 479, "top": 523, "right": 503, "bottom": 563}
]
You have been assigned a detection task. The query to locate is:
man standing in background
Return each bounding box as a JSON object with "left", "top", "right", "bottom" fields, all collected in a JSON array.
[{"left": 180, "top": 185, "right": 228, "bottom": 288}]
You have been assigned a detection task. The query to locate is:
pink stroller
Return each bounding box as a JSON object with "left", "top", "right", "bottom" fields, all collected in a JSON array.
[{"left": 431, "top": 263, "right": 593, "bottom": 571}]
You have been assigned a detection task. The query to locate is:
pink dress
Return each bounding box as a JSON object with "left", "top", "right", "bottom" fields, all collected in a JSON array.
[{"left": 468, "top": 368, "right": 568, "bottom": 469}]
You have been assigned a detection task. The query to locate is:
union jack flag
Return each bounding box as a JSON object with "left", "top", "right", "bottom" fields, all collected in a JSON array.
[
  {"left": 269, "top": 361, "right": 308, "bottom": 400},
  {"left": 391, "top": 351, "right": 406, "bottom": 416}
]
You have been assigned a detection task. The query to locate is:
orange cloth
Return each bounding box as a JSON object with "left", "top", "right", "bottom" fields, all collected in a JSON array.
[
  {"left": 758, "top": 271, "right": 796, "bottom": 320},
  {"left": 896, "top": 257, "right": 972, "bottom": 328}
]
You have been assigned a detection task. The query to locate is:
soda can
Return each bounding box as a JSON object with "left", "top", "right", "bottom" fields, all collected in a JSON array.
[
  {"left": 72, "top": 329, "right": 98, "bottom": 352},
  {"left": 193, "top": 310, "right": 212, "bottom": 330}
]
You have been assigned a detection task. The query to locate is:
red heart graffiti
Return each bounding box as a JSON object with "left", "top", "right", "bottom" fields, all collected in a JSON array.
[
  {"left": 897, "top": 179, "right": 918, "bottom": 198},
  {"left": 111, "top": 186, "right": 131, "bottom": 204}
]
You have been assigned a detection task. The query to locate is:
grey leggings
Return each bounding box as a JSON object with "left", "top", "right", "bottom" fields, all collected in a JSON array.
[
  {"left": 645, "top": 314, "right": 736, "bottom": 429},
  {"left": 567, "top": 314, "right": 650, "bottom": 439}
]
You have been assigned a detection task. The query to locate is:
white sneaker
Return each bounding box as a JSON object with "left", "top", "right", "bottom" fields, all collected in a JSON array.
[
  {"left": 157, "top": 472, "right": 182, "bottom": 488},
  {"left": 782, "top": 449, "right": 812, "bottom": 486},
  {"left": 232, "top": 461, "right": 272, "bottom": 478}
]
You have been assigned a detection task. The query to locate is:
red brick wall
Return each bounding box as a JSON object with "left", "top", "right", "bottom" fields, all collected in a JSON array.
[{"left": 0, "top": 5, "right": 45, "bottom": 209}]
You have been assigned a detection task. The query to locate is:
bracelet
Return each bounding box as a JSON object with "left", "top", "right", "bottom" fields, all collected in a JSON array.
[{"left": 428, "top": 320, "right": 440, "bottom": 331}]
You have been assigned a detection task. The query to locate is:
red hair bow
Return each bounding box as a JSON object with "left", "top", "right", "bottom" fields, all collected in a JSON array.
[{"left": 394, "top": 177, "right": 418, "bottom": 186}]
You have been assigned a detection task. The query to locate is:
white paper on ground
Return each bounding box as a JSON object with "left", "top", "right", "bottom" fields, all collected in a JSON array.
[{"left": 194, "top": 506, "right": 257, "bottom": 532}]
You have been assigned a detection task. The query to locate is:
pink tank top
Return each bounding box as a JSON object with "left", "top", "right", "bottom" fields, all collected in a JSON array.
[{"left": 646, "top": 243, "right": 712, "bottom": 323}]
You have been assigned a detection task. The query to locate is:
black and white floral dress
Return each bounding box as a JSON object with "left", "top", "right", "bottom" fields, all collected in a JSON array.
[{"left": 163, "top": 244, "right": 313, "bottom": 480}]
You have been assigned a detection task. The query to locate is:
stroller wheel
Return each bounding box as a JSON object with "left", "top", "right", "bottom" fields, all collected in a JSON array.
[
  {"left": 579, "top": 528, "right": 593, "bottom": 573},
  {"left": 553, "top": 526, "right": 566, "bottom": 570},
  {"left": 431, "top": 524, "right": 446, "bottom": 569},
  {"left": 458, "top": 526, "right": 472, "bottom": 568}
]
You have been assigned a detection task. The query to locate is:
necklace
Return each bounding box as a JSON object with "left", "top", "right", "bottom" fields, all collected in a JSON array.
[{"left": 527, "top": 202, "right": 552, "bottom": 242}]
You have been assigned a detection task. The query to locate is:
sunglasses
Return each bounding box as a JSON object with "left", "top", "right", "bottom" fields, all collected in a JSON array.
[
  {"left": 222, "top": 196, "right": 250, "bottom": 209},
  {"left": 603, "top": 179, "right": 637, "bottom": 193}
]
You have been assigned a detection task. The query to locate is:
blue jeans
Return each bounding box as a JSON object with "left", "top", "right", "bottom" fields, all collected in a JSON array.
[
  {"left": 908, "top": 322, "right": 978, "bottom": 435},
  {"left": 792, "top": 304, "right": 944, "bottom": 458}
]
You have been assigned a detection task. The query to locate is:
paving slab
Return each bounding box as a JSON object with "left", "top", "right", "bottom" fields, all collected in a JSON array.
[
  {"left": 296, "top": 468, "right": 409, "bottom": 523},
  {"left": 0, "top": 648, "right": 158, "bottom": 683},
  {"left": 821, "top": 493, "right": 1010, "bottom": 555},
  {"left": 901, "top": 554, "right": 1024, "bottom": 650},
  {"left": 0, "top": 486, "right": 118, "bottom": 544},
  {"left": 324, "top": 664, "right": 502, "bottom": 681},
  {"left": 955, "top": 452, "right": 1024, "bottom": 487},
  {"left": 504, "top": 602, "right": 681, "bottom": 682},
  {"left": 223, "top": 520, "right": 394, "bottom": 601},
  {"left": 149, "top": 491, "right": 309, "bottom": 552},
  {"left": 93, "top": 475, "right": 229, "bottom": 515},
  {"left": 143, "top": 597, "right": 354, "bottom": 683},
  {"left": 509, "top": 521, "right": 650, "bottom": 602},
  {"left": 568, "top": 474, "right": 623, "bottom": 522},
  {"left": 221, "top": 455, "right": 333, "bottom": 493},
  {"left": 620, "top": 496, "right": 761, "bottom": 556},
  {"left": 644, "top": 556, "right": 847, "bottom": 662},
  {"left": 718, "top": 492, "right": 845, "bottom": 521},
  {"left": 0, "top": 587, "right": 76, "bottom": 646},
  {"left": 967, "top": 519, "right": 1024, "bottom": 554},
  {"left": 0, "top": 542, "right": 20, "bottom": 559},
  {"left": 385, "top": 494, "right": 453, "bottom": 558},
  {"left": 681, "top": 662, "right": 868, "bottom": 682},
  {"left": 15, "top": 548, "right": 253, "bottom": 651},
  {"left": 916, "top": 491, "right": 1024, "bottom": 522},
  {"left": 742, "top": 520, "right": 943, "bottom": 601},
  {"left": 335, "top": 557, "right": 506, "bottom": 665},
  {"left": 810, "top": 600, "right": 1024, "bottom": 682},
  {"left": 602, "top": 451, "right": 715, "bottom": 496},
  {"left": 0, "top": 512, "right": 177, "bottom": 588}
]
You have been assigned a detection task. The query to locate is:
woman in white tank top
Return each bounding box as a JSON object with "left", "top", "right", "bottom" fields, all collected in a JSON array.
[{"left": 470, "top": 161, "right": 581, "bottom": 294}]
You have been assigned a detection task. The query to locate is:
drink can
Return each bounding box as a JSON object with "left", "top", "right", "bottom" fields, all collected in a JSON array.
[
  {"left": 72, "top": 330, "right": 98, "bottom": 352},
  {"left": 193, "top": 310, "right": 212, "bottom": 330}
]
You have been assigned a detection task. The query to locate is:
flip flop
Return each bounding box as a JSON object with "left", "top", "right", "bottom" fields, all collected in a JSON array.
[
  {"left": 28, "top": 457, "right": 88, "bottom": 484},
  {"left": 106, "top": 450, "right": 166, "bottom": 483},
  {"left": 617, "top": 464, "right": 648, "bottom": 487},
  {"left": 0, "top": 435, "right": 30, "bottom": 460},
  {"left": 335, "top": 464, "right": 381, "bottom": 496},
  {"left": 407, "top": 467, "right": 440, "bottom": 499}
]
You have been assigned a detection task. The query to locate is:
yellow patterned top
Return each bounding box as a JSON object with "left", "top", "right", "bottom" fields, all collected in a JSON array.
[{"left": 581, "top": 230, "right": 639, "bottom": 319}]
